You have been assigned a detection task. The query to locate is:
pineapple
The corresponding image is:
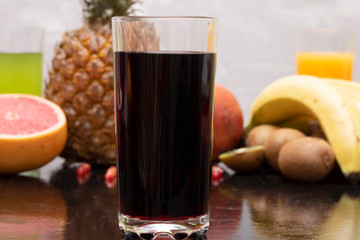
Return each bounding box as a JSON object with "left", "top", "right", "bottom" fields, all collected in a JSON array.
[{"left": 45, "top": 0, "right": 139, "bottom": 165}]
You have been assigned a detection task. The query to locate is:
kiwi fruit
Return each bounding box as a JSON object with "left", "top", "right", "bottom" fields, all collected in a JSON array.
[
  {"left": 278, "top": 137, "right": 335, "bottom": 183},
  {"left": 246, "top": 124, "right": 278, "bottom": 147},
  {"left": 219, "top": 146, "right": 265, "bottom": 173},
  {"left": 264, "top": 128, "right": 305, "bottom": 171}
]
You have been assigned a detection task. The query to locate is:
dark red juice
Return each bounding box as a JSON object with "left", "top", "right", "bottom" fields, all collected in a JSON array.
[{"left": 114, "top": 51, "right": 216, "bottom": 220}]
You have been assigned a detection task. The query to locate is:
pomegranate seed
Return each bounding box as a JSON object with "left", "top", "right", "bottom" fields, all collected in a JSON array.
[
  {"left": 212, "top": 165, "right": 224, "bottom": 181},
  {"left": 105, "top": 177, "right": 117, "bottom": 188},
  {"left": 104, "top": 166, "right": 117, "bottom": 188},
  {"left": 105, "top": 166, "right": 117, "bottom": 181},
  {"left": 76, "top": 163, "right": 91, "bottom": 176},
  {"left": 77, "top": 172, "right": 90, "bottom": 184},
  {"left": 76, "top": 163, "right": 91, "bottom": 184}
]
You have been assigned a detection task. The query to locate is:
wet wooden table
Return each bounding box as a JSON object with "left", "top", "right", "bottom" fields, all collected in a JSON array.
[{"left": 0, "top": 158, "right": 359, "bottom": 240}]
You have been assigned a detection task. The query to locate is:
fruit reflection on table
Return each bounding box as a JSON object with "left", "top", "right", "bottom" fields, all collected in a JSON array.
[
  {"left": 0, "top": 157, "right": 358, "bottom": 239},
  {"left": 0, "top": 175, "right": 67, "bottom": 239},
  {"left": 210, "top": 170, "right": 360, "bottom": 240}
]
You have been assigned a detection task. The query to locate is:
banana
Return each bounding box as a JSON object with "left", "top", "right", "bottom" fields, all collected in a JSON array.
[
  {"left": 247, "top": 75, "right": 360, "bottom": 183},
  {"left": 276, "top": 115, "right": 316, "bottom": 135},
  {"left": 244, "top": 115, "right": 316, "bottom": 136}
]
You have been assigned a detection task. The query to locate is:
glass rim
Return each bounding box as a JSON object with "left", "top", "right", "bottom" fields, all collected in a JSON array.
[
  {"left": 112, "top": 16, "right": 217, "bottom": 22},
  {"left": 297, "top": 28, "right": 355, "bottom": 35}
]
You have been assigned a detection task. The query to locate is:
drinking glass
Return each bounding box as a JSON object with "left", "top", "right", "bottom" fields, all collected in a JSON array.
[
  {"left": 112, "top": 16, "right": 218, "bottom": 239},
  {"left": 296, "top": 28, "right": 355, "bottom": 80},
  {"left": 0, "top": 26, "right": 44, "bottom": 96}
]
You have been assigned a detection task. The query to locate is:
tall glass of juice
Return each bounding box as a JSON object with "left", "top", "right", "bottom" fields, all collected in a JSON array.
[
  {"left": 112, "top": 17, "right": 217, "bottom": 239},
  {"left": 296, "top": 29, "right": 355, "bottom": 80},
  {"left": 0, "top": 26, "right": 44, "bottom": 96}
]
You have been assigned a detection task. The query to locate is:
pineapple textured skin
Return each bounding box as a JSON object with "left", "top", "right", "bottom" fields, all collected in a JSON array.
[{"left": 45, "top": 24, "right": 116, "bottom": 165}]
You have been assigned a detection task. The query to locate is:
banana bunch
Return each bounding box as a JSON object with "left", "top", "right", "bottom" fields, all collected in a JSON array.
[{"left": 247, "top": 75, "right": 360, "bottom": 183}]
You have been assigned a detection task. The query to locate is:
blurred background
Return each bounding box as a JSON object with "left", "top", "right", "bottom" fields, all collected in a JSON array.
[{"left": 1, "top": 0, "right": 360, "bottom": 121}]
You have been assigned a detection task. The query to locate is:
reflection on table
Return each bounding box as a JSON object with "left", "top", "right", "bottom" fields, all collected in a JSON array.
[{"left": 0, "top": 159, "right": 359, "bottom": 240}]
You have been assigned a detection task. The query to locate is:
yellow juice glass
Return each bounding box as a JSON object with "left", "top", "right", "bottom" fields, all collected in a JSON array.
[
  {"left": 296, "top": 52, "right": 354, "bottom": 80},
  {"left": 296, "top": 29, "right": 355, "bottom": 80}
]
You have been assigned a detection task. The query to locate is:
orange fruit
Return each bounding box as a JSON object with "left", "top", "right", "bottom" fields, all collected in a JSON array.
[
  {"left": 0, "top": 94, "right": 67, "bottom": 173},
  {"left": 213, "top": 85, "right": 244, "bottom": 160}
]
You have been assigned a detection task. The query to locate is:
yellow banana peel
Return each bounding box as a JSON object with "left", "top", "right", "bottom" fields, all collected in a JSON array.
[
  {"left": 276, "top": 115, "right": 316, "bottom": 135},
  {"left": 247, "top": 75, "right": 360, "bottom": 183}
]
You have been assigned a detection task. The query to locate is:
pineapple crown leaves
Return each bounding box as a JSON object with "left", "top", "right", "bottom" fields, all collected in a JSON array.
[{"left": 81, "top": 0, "right": 139, "bottom": 25}]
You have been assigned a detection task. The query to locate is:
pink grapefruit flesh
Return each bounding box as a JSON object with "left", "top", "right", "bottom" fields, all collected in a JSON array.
[{"left": 0, "top": 94, "right": 67, "bottom": 173}]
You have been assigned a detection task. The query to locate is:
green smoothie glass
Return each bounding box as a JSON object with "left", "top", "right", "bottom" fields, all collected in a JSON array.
[{"left": 0, "top": 26, "right": 44, "bottom": 96}]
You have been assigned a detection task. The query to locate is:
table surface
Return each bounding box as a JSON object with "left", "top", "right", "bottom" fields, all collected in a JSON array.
[{"left": 0, "top": 158, "right": 359, "bottom": 240}]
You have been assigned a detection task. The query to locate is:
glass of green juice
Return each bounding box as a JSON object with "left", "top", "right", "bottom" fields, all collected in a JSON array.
[{"left": 0, "top": 26, "right": 44, "bottom": 96}]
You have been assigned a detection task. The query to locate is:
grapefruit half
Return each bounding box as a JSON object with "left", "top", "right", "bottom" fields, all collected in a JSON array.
[{"left": 0, "top": 94, "right": 67, "bottom": 173}]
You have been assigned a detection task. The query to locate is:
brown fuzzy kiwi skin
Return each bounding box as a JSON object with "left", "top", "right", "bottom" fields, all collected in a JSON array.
[
  {"left": 264, "top": 128, "right": 306, "bottom": 172},
  {"left": 278, "top": 137, "right": 335, "bottom": 183},
  {"left": 246, "top": 124, "right": 278, "bottom": 147}
]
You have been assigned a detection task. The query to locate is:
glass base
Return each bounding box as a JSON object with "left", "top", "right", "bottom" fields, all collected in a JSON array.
[{"left": 119, "top": 213, "right": 209, "bottom": 239}]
